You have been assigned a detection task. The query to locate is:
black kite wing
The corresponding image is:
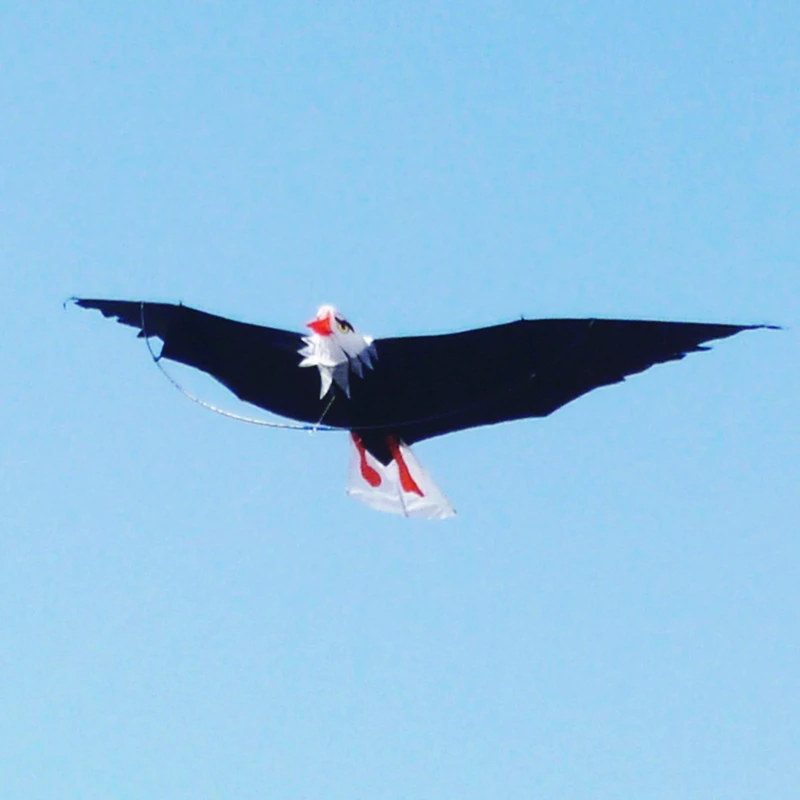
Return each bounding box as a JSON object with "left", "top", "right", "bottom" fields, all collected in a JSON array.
[
  {"left": 74, "top": 299, "right": 330, "bottom": 425},
  {"left": 350, "top": 318, "right": 771, "bottom": 445},
  {"left": 75, "top": 300, "right": 772, "bottom": 445}
]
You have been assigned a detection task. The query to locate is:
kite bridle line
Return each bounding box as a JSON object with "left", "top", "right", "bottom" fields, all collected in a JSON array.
[
  {"left": 139, "top": 302, "right": 340, "bottom": 433},
  {"left": 136, "top": 302, "right": 539, "bottom": 436}
]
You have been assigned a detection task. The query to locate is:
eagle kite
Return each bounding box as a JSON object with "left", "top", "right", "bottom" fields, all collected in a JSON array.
[{"left": 74, "top": 298, "right": 773, "bottom": 519}]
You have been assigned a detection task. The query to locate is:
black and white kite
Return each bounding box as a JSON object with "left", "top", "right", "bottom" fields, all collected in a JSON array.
[{"left": 74, "top": 299, "right": 773, "bottom": 518}]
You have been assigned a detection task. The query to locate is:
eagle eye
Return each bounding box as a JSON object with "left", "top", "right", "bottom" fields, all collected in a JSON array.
[{"left": 336, "top": 317, "right": 354, "bottom": 333}]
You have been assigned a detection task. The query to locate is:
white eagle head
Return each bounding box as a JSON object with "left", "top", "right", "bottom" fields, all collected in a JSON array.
[{"left": 299, "top": 305, "right": 377, "bottom": 398}]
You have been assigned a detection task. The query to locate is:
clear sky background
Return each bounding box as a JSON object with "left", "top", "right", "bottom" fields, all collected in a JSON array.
[{"left": 2, "top": 2, "right": 798, "bottom": 798}]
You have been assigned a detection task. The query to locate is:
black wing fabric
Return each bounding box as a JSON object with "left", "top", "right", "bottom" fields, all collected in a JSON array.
[
  {"left": 75, "top": 299, "right": 328, "bottom": 424},
  {"left": 349, "top": 319, "right": 766, "bottom": 445},
  {"left": 76, "top": 300, "right": 768, "bottom": 446}
]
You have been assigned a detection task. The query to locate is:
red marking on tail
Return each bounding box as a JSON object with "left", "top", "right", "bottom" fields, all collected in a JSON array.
[
  {"left": 386, "top": 436, "right": 424, "bottom": 497},
  {"left": 351, "top": 432, "right": 382, "bottom": 487}
]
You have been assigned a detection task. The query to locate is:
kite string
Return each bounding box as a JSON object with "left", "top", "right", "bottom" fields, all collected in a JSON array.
[{"left": 138, "top": 302, "right": 339, "bottom": 433}]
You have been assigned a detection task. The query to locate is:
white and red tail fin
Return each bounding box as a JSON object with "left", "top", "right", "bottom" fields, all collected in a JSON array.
[{"left": 346, "top": 434, "right": 456, "bottom": 519}]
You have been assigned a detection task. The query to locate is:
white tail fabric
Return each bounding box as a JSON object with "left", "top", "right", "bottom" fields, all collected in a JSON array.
[{"left": 345, "top": 436, "right": 456, "bottom": 519}]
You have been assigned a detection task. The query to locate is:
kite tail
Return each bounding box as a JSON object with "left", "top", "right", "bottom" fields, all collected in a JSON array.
[{"left": 345, "top": 433, "right": 456, "bottom": 519}]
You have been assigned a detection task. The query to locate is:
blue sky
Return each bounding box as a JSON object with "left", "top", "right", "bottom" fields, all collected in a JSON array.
[{"left": 2, "top": 2, "right": 798, "bottom": 797}]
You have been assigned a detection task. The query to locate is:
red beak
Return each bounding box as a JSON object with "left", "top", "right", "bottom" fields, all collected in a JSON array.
[{"left": 307, "top": 315, "right": 333, "bottom": 336}]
